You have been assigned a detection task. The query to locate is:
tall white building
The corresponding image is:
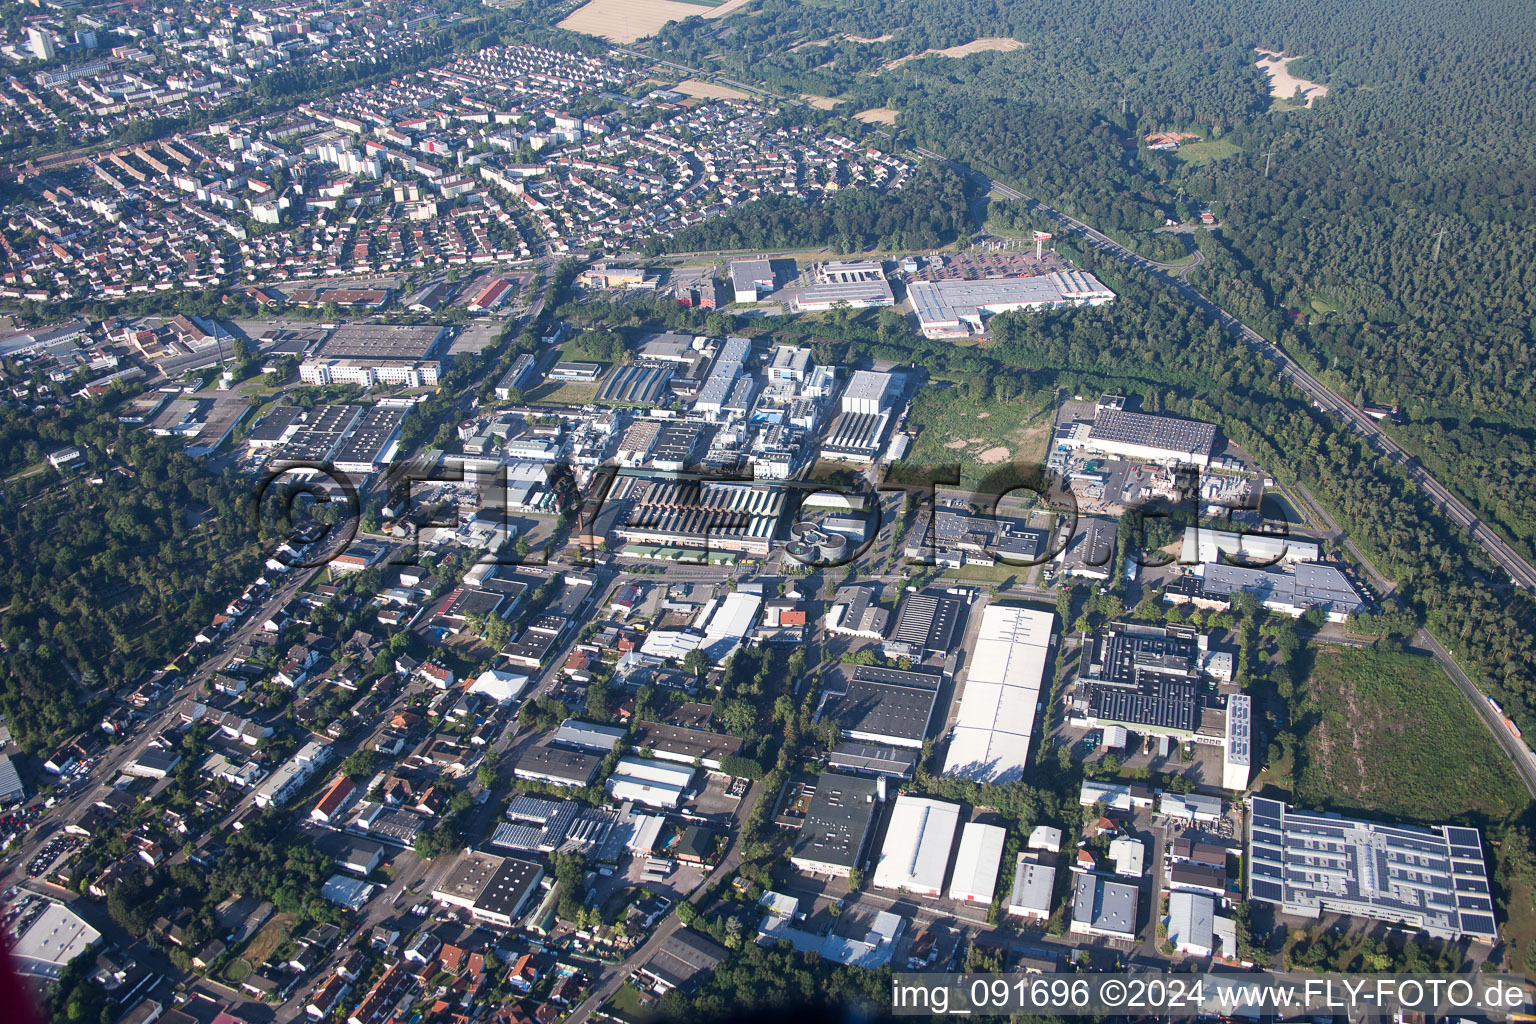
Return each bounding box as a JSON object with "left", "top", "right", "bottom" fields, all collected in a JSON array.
[{"left": 28, "top": 27, "right": 57, "bottom": 61}]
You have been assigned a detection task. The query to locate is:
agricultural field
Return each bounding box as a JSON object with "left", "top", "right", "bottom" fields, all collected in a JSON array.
[
  {"left": 558, "top": 0, "right": 753, "bottom": 44},
  {"left": 1293, "top": 647, "right": 1527, "bottom": 823}
]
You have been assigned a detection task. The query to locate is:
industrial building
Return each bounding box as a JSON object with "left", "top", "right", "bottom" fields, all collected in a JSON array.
[
  {"left": 598, "top": 363, "right": 674, "bottom": 406},
  {"left": 788, "top": 772, "right": 882, "bottom": 877},
  {"left": 431, "top": 851, "right": 545, "bottom": 929},
  {"left": 907, "top": 271, "right": 1116, "bottom": 338},
  {"left": 551, "top": 720, "right": 627, "bottom": 753},
  {"left": 331, "top": 406, "right": 405, "bottom": 475},
  {"left": 605, "top": 756, "right": 695, "bottom": 809},
  {"left": 873, "top": 795, "right": 961, "bottom": 896},
  {"left": 1247, "top": 797, "right": 1497, "bottom": 942},
  {"left": 730, "top": 259, "right": 775, "bottom": 303},
  {"left": 820, "top": 410, "right": 891, "bottom": 463},
  {"left": 826, "top": 586, "right": 890, "bottom": 639},
  {"left": 1070, "top": 871, "right": 1139, "bottom": 940},
  {"left": 1180, "top": 526, "right": 1320, "bottom": 566},
  {"left": 793, "top": 261, "right": 895, "bottom": 312},
  {"left": 1168, "top": 890, "right": 1218, "bottom": 956},
  {"left": 817, "top": 664, "right": 943, "bottom": 749},
  {"left": 948, "top": 822, "right": 1007, "bottom": 904},
  {"left": 1006, "top": 854, "right": 1057, "bottom": 921},
  {"left": 11, "top": 901, "right": 100, "bottom": 979},
  {"left": 513, "top": 742, "right": 601, "bottom": 788},
  {"left": 1076, "top": 622, "right": 1211, "bottom": 738},
  {"left": 1168, "top": 561, "right": 1367, "bottom": 622},
  {"left": 886, "top": 591, "right": 964, "bottom": 659},
  {"left": 317, "top": 323, "right": 447, "bottom": 361},
  {"left": 1057, "top": 407, "right": 1219, "bottom": 468},
  {"left": 904, "top": 507, "right": 1048, "bottom": 567},
  {"left": 616, "top": 480, "right": 784, "bottom": 558},
  {"left": 1223, "top": 694, "right": 1251, "bottom": 792},
  {"left": 631, "top": 720, "right": 744, "bottom": 770},
  {"left": 1055, "top": 515, "right": 1118, "bottom": 580},
  {"left": 299, "top": 323, "right": 448, "bottom": 387},
  {"left": 637, "top": 928, "right": 727, "bottom": 993},
  {"left": 495, "top": 353, "right": 538, "bottom": 399},
  {"left": 943, "top": 605, "right": 1053, "bottom": 783},
  {"left": 841, "top": 370, "right": 895, "bottom": 416},
  {"left": 827, "top": 742, "right": 918, "bottom": 779}
]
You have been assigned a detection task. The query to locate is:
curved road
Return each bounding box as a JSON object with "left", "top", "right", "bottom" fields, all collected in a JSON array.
[{"left": 913, "top": 146, "right": 1536, "bottom": 592}]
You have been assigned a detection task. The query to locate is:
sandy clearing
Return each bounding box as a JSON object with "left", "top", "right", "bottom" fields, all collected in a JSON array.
[
  {"left": 674, "top": 78, "right": 754, "bottom": 101},
  {"left": 943, "top": 439, "right": 968, "bottom": 450},
  {"left": 800, "top": 94, "right": 840, "bottom": 110},
  {"left": 845, "top": 33, "right": 894, "bottom": 43},
  {"left": 558, "top": 0, "right": 755, "bottom": 44},
  {"left": 1255, "top": 49, "right": 1329, "bottom": 107},
  {"left": 854, "top": 107, "right": 899, "bottom": 125},
  {"left": 977, "top": 446, "right": 1011, "bottom": 464},
  {"left": 882, "top": 36, "right": 1025, "bottom": 71}
]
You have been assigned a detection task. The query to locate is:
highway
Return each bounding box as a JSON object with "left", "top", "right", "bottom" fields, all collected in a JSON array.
[{"left": 911, "top": 145, "right": 1536, "bottom": 593}]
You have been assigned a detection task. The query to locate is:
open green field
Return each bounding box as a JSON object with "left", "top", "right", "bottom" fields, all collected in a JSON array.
[
  {"left": 525, "top": 381, "right": 600, "bottom": 405},
  {"left": 901, "top": 383, "right": 1055, "bottom": 491},
  {"left": 1172, "top": 139, "right": 1240, "bottom": 165},
  {"left": 602, "top": 982, "right": 661, "bottom": 1023},
  {"left": 1294, "top": 647, "right": 1527, "bottom": 823}
]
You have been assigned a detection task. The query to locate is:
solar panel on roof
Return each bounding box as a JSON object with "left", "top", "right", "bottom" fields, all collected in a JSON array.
[{"left": 1251, "top": 879, "right": 1284, "bottom": 901}]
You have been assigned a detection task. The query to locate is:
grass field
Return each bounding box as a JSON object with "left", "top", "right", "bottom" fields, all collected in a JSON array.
[
  {"left": 1172, "top": 139, "right": 1240, "bottom": 165},
  {"left": 236, "top": 912, "right": 295, "bottom": 972},
  {"left": 1294, "top": 647, "right": 1527, "bottom": 823},
  {"left": 602, "top": 983, "right": 661, "bottom": 1024},
  {"left": 902, "top": 383, "right": 1055, "bottom": 490}
]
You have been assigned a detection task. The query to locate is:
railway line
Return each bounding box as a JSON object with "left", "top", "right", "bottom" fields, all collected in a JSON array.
[{"left": 914, "top": 146, "right": 1536, "bottom": 592}]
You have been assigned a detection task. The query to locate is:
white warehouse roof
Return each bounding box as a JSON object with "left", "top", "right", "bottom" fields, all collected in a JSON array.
[
  {"left": 469, "top": 668, "right": 530, "bottom": 703},
  {"left": 873, "top": 795, "right": 961, "bottom": 896},
  {"left": 949, "top": 822, "right": 1007, "bottom": 904},
  {"left": 943, "top": 605, "right": 1053, "bottom": 783},
  {"left": 606, "top": 756, "right": 695, "bottom": 809}
]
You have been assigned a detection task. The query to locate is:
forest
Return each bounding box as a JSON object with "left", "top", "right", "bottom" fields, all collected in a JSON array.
[
  {"left": 647, "top": 163, "right": 973, "bottom": 256},
  {"left": 0, "top": 402, "right": 268, "bottom": 753},
  {"left": 643, "top": 0, "right": 1536, "bottom": 558}
]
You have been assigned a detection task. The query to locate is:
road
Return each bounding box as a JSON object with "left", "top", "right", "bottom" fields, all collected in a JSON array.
[
  {"left": 564, "top": 778, "right": 765, "bottom": 1024},
  {"left": 1415, "top": 628, "right": 1536, "bottom": 799},
  {"left": 0, "top": 564, "right": 322, "bottom": 880},
  {"left": 910, "top": 145, "right": 1536, "bottom": 593}
]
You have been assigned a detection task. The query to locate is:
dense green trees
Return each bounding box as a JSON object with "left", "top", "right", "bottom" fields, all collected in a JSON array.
[
  {"left": 652, "top": 0, "right": 1536, "bottom": 557},
  {"left": 0, "top": 409, "right": 265, "bottom": 752},
  {"left": 648, "top": 165, "right": 972, "bottom": 255}
]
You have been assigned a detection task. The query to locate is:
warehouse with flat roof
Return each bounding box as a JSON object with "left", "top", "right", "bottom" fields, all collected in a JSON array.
[
  {"left": 873, "top": 795, "right": 961, "bottom": 896},
  {"left": 1247, "top": 797, "right": 1496, "bottom": 942},
  {"left": 818, "top": 664, "right": 942, "bottom": 749},
  {"left": 908, "top": 271, "right": 1116, "bottom": 338},
  {"left": 948, "top": 822, "right": 1007, "bottom": 904},
  {"left": 317, "top": 323, "right": 447, "bottom": 361},
  {"left": 943, "top": 604, "right": 1053, "bottom": 783},
  {"left": 1058, "top": 408, "right": 1218, "bottom": 468},
  {"left": 1070, "top": 871, "right": 1139, "bottom": 940},
  {"left": 789, "top": 771, "right": 882, "bottom": 877},
  {"left": 1006, "top": 854, "right": 1056, "bottom": 920}
]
